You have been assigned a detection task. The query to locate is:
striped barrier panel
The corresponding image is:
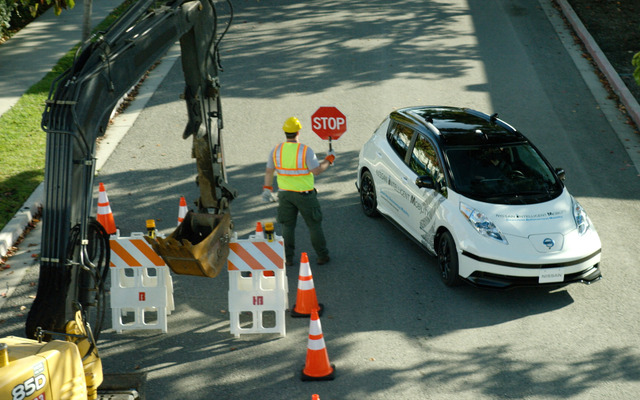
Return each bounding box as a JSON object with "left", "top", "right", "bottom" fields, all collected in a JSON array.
[
  {"left": 227, "top": 233, "right": 288, "bottom": 337},
  {"left": 109, "top": 232, "right": 174, "bottom": 333}
]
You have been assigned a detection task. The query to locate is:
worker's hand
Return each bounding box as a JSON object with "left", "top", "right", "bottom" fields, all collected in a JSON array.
[
  {"left": 325, "top": 150, "right": 336, "bottom": 165},
  {"left": 262, "top": 186, "right": 277, "bottom": 203}
]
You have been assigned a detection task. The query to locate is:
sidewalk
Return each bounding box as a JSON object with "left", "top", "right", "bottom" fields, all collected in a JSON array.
[
  {"left": 0, "top": 0, "right": 121, "bottom": 117},
  {"left": 0, "top": 0, "right": 124, "bottom": 261}
]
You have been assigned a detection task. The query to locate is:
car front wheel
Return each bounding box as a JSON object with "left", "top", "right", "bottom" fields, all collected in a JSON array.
[
  {"left": 438, "top": 231, "right": 461, "bottom": 286},
  {"left": 360, "top": 170, "right": 379, "bottom": 217}
]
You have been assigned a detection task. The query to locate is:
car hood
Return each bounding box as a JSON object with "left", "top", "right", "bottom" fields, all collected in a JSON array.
[{"left": 460, "top": 189, "right": 577, "bottom": 237}]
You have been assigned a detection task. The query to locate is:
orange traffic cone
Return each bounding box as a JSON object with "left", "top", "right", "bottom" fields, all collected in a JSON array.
[
  {"left": 97, "top": 182, "right": 116, "bottom": 235},
  {"left": 301, "top": 309, "right": 335, "bottom": 381},
  {"left": 291, "top": 253, "right": 323, "bottom": 318},
  {"left": 177, "top": 196, "right": 188, "bottom": 226},
  {"left": 312, "top": 395, "right": 320, "bottom": 400},
  {"left": 255, "top": 221, "right": 264, "bottom": 239}
]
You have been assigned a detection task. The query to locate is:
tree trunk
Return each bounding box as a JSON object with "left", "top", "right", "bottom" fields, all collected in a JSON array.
[{"left": 82, "top": 0, "right": 92, "bottom": 42}]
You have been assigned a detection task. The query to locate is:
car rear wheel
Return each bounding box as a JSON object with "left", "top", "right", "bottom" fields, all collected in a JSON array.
[
  {"left": 438, "top": 231, "right": 461, "bottom": 286},
  {"left": 360, "top": 170, "right": 379, "bottom": 217}
]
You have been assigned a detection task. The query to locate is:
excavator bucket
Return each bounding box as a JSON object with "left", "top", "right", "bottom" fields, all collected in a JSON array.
[{"left": 145, "top": 211, "right": 231, "bottom": 278}]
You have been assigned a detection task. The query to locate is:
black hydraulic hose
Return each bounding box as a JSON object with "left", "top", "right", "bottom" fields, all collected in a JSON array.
[
  {"left": 214, "top": 0, "right": 233, "bottom": 68},
  {"left": 104, "top": 0, "right": 156, "bottom": 47},
  {"left": 67, "top": 219, "right": 110, "bottom": 343},
  {"left": 87, "top": 219, "right": 110, "bottom": 341},
  {"left": 206, "top": 0, "right": 218, "bottom": 75}
]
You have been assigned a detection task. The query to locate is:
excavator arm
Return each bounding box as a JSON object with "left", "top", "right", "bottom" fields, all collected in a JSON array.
[{"left": 26, "top": 0, "right": 235, "bottom": 339}]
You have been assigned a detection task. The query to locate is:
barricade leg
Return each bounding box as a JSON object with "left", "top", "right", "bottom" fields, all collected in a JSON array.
[
  {"left": 165, "top": 268, "right": 175, "bottom": 315},
  {"left": 110, "top": 233, "right": 173, "bottom": 333},
  {"left": 228, "top": 269, "right": 287, "bottom": 338},
  {"left": 110, "top": 265, "right": 169, "bottom": 333},
  {"left": 227, "top": 235, "right": 288, "bottom": 338}
]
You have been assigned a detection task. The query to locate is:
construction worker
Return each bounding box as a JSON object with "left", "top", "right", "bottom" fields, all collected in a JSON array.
[{"left": 263, "top": 116, "right": 336, "bottom": 266}]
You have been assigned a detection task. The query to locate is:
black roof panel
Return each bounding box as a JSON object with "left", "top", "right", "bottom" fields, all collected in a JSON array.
[{"left": 397, "top": 106, "right": 527, "bottom": 147}]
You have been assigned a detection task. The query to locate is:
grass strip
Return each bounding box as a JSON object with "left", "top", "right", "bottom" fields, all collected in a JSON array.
[{"left": 0, "top": 0, "right": 134, "bottom": 231}]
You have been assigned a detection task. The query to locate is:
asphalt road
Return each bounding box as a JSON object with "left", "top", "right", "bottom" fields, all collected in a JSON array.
[{"left": 3, "top": 0, "right": 640, "bottom": 399}]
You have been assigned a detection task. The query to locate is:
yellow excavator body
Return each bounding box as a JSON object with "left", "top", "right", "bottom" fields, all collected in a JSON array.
[
  {"left": 0, "top": 310, "right": 104, "bottom": 400},
  {"left": 0, "top": 337, "right": 87, "bottom": 400}
]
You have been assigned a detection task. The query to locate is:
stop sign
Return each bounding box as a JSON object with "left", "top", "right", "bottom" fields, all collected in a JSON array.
[{"left": 311, "top": 106, "right": 347, "bottom": 141}]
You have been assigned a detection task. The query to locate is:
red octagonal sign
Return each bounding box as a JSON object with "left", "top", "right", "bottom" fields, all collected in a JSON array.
[{"left": 311, "top": 106, "right": 347, "bottom": 141}]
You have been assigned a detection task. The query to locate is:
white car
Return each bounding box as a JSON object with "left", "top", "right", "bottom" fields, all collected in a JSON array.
[{"left": 357, "top": 106, "right": 602, "bottom": 288}]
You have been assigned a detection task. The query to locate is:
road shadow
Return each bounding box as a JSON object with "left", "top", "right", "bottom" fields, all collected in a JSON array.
[{"left": 221, "top": 0, "right": 473, "bottom": 99}]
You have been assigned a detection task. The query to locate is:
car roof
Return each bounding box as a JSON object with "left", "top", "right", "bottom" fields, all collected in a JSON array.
[{"left": 391, "top": 106, "right": 528, "bottom": 147}]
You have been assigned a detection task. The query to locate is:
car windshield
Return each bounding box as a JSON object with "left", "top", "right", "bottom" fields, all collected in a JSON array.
[{"left": 445, "top": 144, "right": 563, "bottom": 204}]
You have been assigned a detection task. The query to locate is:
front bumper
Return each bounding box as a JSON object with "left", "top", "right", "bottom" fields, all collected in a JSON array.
[{"left": 458, "top": 248, "right": 602, "bottom": 289}]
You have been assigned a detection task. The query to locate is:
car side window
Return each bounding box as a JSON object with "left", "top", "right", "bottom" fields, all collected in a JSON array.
[
  {"left": 387, "top": 123, "right": 414, "bottom": 162},
  {"left": 410, "top": 135, "right": 444, "bottom": 184}
]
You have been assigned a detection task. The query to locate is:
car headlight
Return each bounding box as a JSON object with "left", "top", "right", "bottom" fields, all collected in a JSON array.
[
  {"left": 571, "top": 196, "right": 591, "bottom": 235},
  {"left": 460, "top": 203, "right": 508, "bottom": 244}
]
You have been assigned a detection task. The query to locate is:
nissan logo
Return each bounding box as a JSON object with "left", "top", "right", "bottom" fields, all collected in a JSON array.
[{"left": 543, "top": 238, "right": 555, "bottom": 249}]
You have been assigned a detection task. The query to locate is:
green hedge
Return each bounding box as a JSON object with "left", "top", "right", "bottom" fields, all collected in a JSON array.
[
  {"left": 0, "top": 0, "right": 51, "bottom": 39},
  {"left": 0, "top": 0, "right": 18, "bottom": 37}
]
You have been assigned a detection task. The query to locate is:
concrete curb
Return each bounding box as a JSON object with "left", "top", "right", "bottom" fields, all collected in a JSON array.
[
  {"left": 556, "top": 0, "right": 640, "bottom": 131},
  {"left": 0, "top": 184, "right": 44, "bottom": 259},
  {"left": 0, "top": 213, "right": 42, "bottom": 311}
]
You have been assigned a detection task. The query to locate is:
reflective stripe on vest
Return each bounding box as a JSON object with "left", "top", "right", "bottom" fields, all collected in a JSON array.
[{"left": 273, "top": 143, "right": 314, "bottom": 192}]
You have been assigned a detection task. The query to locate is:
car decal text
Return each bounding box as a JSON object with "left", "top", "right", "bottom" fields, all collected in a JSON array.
[{"left": 496, "top": 211, "right": 565, "bottom": 222}]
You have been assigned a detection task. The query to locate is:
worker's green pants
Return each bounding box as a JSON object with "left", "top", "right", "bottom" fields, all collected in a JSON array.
[{"left": 276, "top": 190, "right": 329, "bottom": 263}]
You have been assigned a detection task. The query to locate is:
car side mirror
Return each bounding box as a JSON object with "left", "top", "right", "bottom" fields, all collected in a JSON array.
[
  {"left": 415, "top": 175, "right": 440, "bottom": 191},
  {"left": 555, "top": 168, "right": 566, "bottom": 181}
]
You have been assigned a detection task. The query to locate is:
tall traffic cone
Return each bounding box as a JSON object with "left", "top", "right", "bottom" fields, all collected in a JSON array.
[
  {"left": 291, "top": 253, "right": 323, "bottom": 318},
  {"left": 255, "top": 221, "right": 264, "bottom": 239},
  {"left": 177, "top": 196, "right": 188, "bottom": 226},
  {"left": 301, "top": 309, "right": 335, "bottom": 381},
  {"left": 97, "top": 182, "right": 117, "bottom": 235}
]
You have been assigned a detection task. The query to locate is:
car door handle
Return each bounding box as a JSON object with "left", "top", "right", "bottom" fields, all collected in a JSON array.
[
  {"left": 402, "top": 176, "right": 409, "bottom": 182},
  {"left": 376, "top": 151, "right": 383, "bottom": 158}
]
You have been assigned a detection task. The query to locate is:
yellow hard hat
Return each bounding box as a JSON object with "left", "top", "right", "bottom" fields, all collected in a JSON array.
[{"left": 283, "top": 117, "right": 302, "bottom": 133}]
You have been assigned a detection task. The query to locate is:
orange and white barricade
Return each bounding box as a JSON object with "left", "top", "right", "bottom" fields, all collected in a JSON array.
[
  {"left": 109, "top": 231, "right": 174, "bottom": 333},
  {"left": 227, "top": 228, "right": 288, "bottom": 337}
]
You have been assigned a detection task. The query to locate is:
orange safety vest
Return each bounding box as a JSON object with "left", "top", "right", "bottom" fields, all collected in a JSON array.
[{"left": 273, "top": 142, "right": 315, "bottom": 192}]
